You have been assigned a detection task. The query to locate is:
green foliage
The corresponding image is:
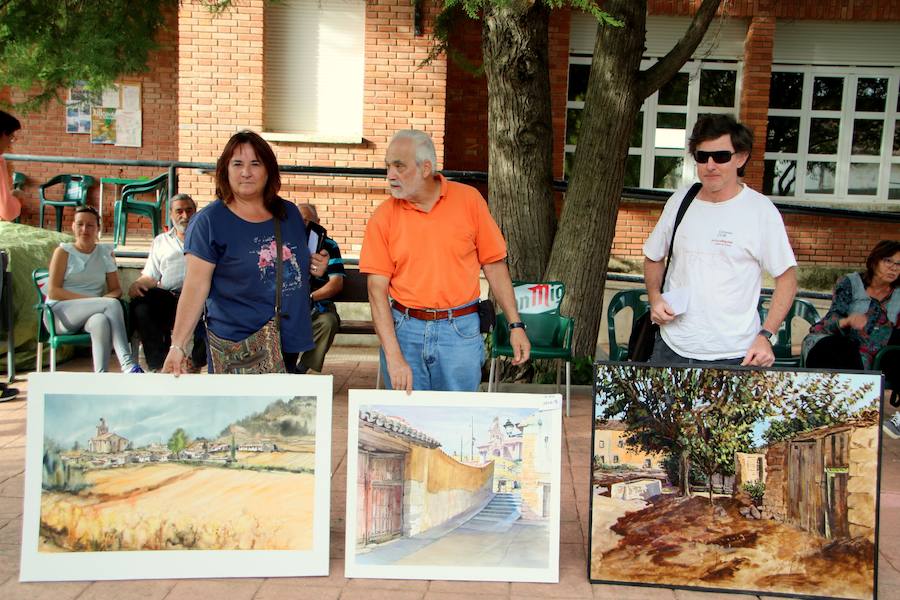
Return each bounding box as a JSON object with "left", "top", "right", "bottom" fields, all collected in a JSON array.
[
  {"left": 761, "top": 372, "right": 874, "bottom": 444},
  {"left": 429, "top": 0, "right": 621, "bottom": 70},
  {"left": 596, "top": 366, "right": 876, "bottom": 501},
  {"left": 167, "top": 428, "right": 190, "bottom": 457},
  {"left": 535, "top": 355, "right": 594, "bottom": 385},
  {"left": 742, "top": 480, "right": 766, "bottom": 506},
  {"left": 219, "top": 397, "right": 316, "bottom": 439},
  {"left": 0, "top": 0, "right": 176, "bottom": 112}
]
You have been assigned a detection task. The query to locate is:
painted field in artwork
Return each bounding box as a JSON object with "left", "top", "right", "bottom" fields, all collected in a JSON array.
[
  {"left": 590, "top": 364, "right": 882, "bottom": 600},
  {"left": 41, "top": 463, "right": 315, "bottom": 552},
  {"left": 39, "top": 393, "right": 317, "bottom": 553}
]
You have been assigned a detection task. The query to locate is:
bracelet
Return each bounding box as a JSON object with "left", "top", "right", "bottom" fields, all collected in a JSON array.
[{"left": 170, "top": 344, "right": 187, "bottom": 356}]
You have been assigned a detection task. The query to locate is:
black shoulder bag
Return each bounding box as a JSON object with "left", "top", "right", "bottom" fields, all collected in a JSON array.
[{"left": 627, "top": 182, "right": 701, "bottom": 362}]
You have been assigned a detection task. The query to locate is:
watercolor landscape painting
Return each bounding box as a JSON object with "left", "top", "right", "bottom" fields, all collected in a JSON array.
[
  {"left": 21, "top": 373, "right": 332, "bottom": 581},
  {"left": 345, "top": 390, "right": 562, "bottom": 583},
  {"left": 590, "top": 363, "right": 882, "bottom": 600}
]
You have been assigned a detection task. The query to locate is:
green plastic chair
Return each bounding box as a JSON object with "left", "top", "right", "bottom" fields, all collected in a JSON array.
[
  {"left": 113, "top": 173, "right": 169, "bottom": 245},
  {"left": 488, "top": 291, "right": 575, "bottom": 415},
  {"left": 606, "top": 288, "right": 651, "bottom": 361},
  {"left": 38, "top": 174, "right": 95, "bottom": 232},
  {"left": 758, "top": 295, "right": 821, "bottom": 367},
  {"left": 31, "top": 268, "right": 92, "bottom": 372}
]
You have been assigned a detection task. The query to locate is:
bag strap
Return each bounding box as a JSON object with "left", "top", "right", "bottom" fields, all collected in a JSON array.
[
  {"left": 660, "top": 182, "right": 702, "bottom": 287},
  {"left": 273, "top": 216, "right": 283, "bottom": 327}
]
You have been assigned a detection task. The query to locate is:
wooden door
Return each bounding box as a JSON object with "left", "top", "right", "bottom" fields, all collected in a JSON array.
[
  {"left": 788, "top": 440, "right": 818, "bottom": 534},
  {"left": 360, "top": 451, "right": 404, "bottom": 545},
  {"left": 823, "top": 431, "right": 850, "bottom": 539}
]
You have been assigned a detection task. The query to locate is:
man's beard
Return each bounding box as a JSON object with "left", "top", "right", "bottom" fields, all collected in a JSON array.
[{"left": 173, "top": 221, "right": 188, "bottom": 234}]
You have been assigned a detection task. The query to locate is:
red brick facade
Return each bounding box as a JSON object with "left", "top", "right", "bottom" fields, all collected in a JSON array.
[{"left": 5, "top": 1, "right": 900, "bottom": 266}]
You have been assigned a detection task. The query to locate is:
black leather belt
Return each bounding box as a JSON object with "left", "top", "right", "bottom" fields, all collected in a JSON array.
[{"left": 391, "top": 300, "right": 479, "bottom": 321}]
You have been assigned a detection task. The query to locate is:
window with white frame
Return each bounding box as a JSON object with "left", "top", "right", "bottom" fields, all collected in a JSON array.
[
  {"left": 565, "top": 59, "right": 741, "bottom": 190},
  {"left": 764, "top": 66, "right": 900, "bottom": 202},
  {"left": 263, "top": 0, "right": 365, "bottom": 142}
]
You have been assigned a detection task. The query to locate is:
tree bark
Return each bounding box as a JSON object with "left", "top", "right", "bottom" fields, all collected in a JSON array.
[
  {"left": 482, "top": 0, "right": 556, "bottom": 281},
  {"left": 547, "top": 0, "right": 646, "bottom": 356}
]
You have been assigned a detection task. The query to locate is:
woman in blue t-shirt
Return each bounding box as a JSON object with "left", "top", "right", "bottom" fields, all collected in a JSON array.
[{"left": 162, "top": 130, "right": 328, "bottom": 374}]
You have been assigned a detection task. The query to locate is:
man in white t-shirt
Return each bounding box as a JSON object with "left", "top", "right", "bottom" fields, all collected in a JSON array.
[
  {"left": 129, "top": 194, "right": 206, "bottom": 371},
  {"left": 643, "top": 115, "right": 798, "bottom": 366}
]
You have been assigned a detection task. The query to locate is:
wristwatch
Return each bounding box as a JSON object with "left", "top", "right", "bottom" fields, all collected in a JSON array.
[
  {"left": 508, "top": 321, "right": 527, "bottom": 331},
  {"left": 758, "top": 328, "right": 774, "bottom": 341}
]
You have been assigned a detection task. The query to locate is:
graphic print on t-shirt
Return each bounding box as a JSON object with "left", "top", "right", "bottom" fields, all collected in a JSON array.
[
  {"left": 252, "top": 235, "right": 304, "bottom": 293},
  {"left": 711, "top": 229, "right": 735, "bottom": 248}
]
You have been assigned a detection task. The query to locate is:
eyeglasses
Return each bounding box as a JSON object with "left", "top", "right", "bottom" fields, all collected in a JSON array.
[
  {"left": 694, "top": 150, "right": 735, "bottom": 164},
  {"left": 882, "top": 258, "right": 900, "bottom": 269}
]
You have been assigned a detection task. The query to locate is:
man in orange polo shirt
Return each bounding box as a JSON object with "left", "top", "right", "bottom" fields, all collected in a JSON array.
[{"left": 360, "top": 129, "right": 530, "bottom": 392}]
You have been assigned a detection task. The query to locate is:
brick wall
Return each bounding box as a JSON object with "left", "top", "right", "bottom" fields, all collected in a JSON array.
[
  {"left": 176, "top": 0, "right": 446, "bottom": 255},
  {"left": 6, "top": 9, "right": 178, "bottom": 233}
]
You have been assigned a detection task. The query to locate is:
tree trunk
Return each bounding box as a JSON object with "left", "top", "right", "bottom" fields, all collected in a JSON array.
[
  {"left": 546, "top": 0, "right": 646, "bottom": 356},
  {"left": 482, "top": 1, "right": 556, "bottom": 281},
  {"left": 680, "top": 450, "right": 690, "bottom": 496}
]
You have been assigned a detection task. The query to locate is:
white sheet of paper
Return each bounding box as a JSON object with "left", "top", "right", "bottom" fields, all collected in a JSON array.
[
  {"left": 122, "top": 84, "right": 141, "bottom": 112},
  {"left": 307, "top": 230, "right": 321, "bottom": 256},
  {"left": 114, "top": 110, "right": 141, "bottom": 147},
  {"left": 101, "top": 86, "right": 120, "bottom": 109},
  {"left": 662, "top": 287, "right": 690, "bottom": 316}
]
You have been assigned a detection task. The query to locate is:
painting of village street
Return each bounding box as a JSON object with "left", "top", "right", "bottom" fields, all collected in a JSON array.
[
  {"left": 590, "top": 364, "right": 882, "bottom": 600},
  {"left": 345, "top": 390, "right": 561, "bottom": 582}
]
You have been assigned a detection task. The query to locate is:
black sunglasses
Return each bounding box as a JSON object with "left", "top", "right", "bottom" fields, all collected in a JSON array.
[{"left": 694, "top": 150, "right": 735, "bottom": 164}]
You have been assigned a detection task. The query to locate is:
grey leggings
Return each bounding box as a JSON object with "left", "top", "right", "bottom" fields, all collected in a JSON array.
[{"left": 49, "top": 297, "right": 136, "bottom": 372}]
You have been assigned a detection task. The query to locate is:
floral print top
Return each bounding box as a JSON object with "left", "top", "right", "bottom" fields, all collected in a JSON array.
[{"left": 808, "top": 273, "right": 900, "bottom": 369}]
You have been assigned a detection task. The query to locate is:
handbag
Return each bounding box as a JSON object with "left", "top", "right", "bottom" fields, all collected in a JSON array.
[
  {"left": 207, "top": 218, "right": 287, "bottom": 374},
  {"left": 627, "top": 182, "right": 702, "bottom": 362}
]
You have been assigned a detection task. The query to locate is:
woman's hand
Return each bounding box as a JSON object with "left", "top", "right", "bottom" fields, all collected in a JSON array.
[
  {"left": 310, "top": 249, "right": 329, "bottom": 278},
  {"left": 841, "top": 313, "right": 867, "bottom": 331},
  {"left": 161, "top": 346, "right": 187, "bottom": 376}
]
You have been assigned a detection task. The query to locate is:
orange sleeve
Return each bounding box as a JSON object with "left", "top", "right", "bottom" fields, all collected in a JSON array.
[
  {"left": 359, "top": 200, "right": 394, "bottom": 277},
  {"left": 472, "top": 190, "right": 507, "bottom": 265}
]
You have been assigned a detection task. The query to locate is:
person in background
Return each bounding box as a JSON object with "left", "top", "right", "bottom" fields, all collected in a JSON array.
[
  {"left": 128, "top": 193, "right": 206, "bottom": 372},
  {"left": 0, "top": 111, "right": 24, "bottom": 222},
  {"left": 46, "top": 206, "right": 142, "bottom": 373},
  {"left": 162, "top": 130, "right": 328, "bottom": 374},
  {"left": 297, "top": 203, "right": 344, "bottom": 374},
  {"left": 801, "top": 241, "right": 900, "bottom": 437}
]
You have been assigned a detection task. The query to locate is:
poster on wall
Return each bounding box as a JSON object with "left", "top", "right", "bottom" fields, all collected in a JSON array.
[
  {"left": 345, "top": 389, "right": 562, "bottom": 583},
  {"left": 65, "top": 82, "right": 94, "bottom": 134},
  {"left": 590, "top": 362, "right": 882, "bottom": 600},
  {"left": 90, "top": 107, "right": 116, "bottom": 144},
  {"left": 20, "top": 373, "right": 333, "bottom": 581}
]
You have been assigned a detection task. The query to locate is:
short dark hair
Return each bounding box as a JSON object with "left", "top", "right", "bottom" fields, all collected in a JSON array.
[
  {"left": 74, "top": 205, "right": 100, "bottom": 225},
  {"left": 215, "top": 130, "right": 284, "bottom": 220},
  {"left": 863, "top": 240, "right": 900, "bottom": 288},
  {"left": 0, "top": 111, "right": 21, "bottom": 137},
  {"left": 688, "top": 114, "right": 753, "bottom": 177}
]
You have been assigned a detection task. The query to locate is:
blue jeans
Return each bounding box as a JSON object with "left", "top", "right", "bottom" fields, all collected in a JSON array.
[{"left": 381, "top": 304, "right": 485, "bottom": 392}]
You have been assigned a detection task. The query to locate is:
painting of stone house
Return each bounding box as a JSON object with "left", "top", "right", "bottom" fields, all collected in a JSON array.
[
  {"left": 346, "top": 390, "right": 562, "bottom": 583},
  {"left": 762, "top": 414, "right": 879, "bottom": 542},
  {"left": 591, "top": 363, "right": 882, "bottom": 600}
]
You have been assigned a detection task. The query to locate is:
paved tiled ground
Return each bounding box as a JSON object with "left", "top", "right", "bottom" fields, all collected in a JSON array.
[{"left": 0, "top": 351, "right": 897, "bottom": 599}]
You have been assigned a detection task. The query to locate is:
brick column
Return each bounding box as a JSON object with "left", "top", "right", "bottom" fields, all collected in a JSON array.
[{"left": 739, "top": 10, "right": 775, "bottom": 191}]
